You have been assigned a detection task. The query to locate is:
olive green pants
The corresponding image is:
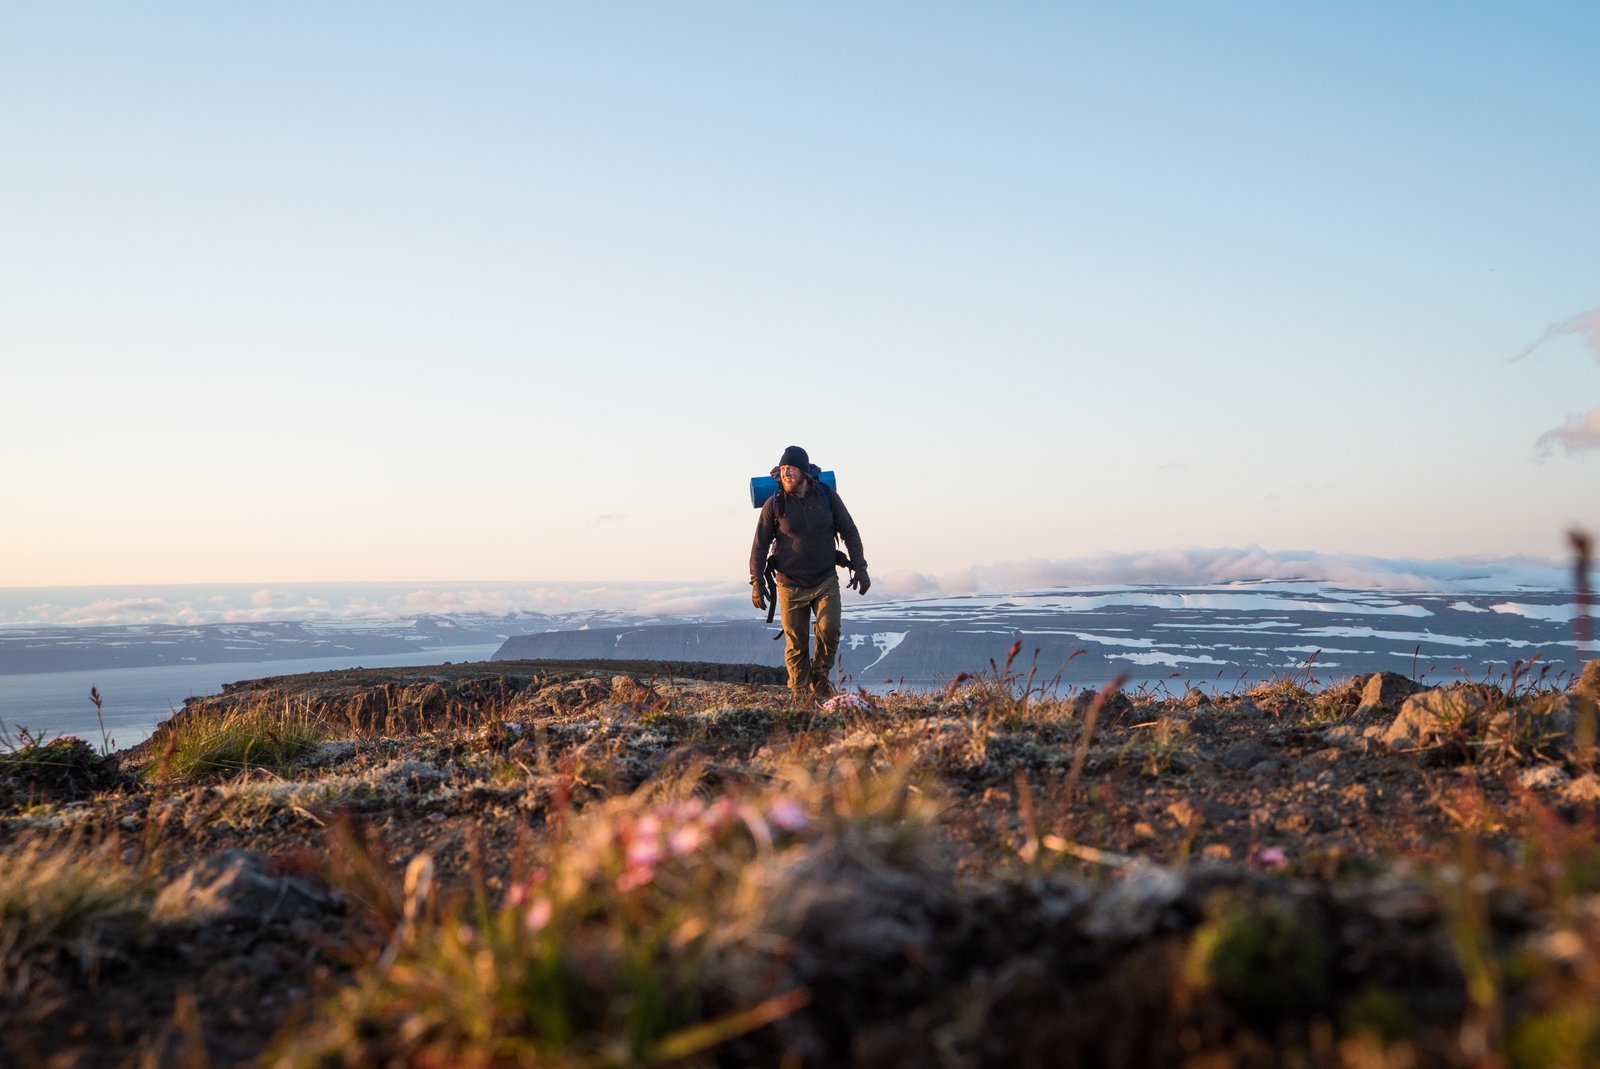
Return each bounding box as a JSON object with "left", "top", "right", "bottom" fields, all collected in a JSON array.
[{"left": 777, "top": 573, "right": 841, "bottom": 695}]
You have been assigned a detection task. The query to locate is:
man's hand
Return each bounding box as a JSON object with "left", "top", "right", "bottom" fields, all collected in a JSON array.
[
  {"left": 848, "top": 568, "right": 871, "bottom": 595},
  {"left": 751, "top": 580, "right": 767, "bottom": 611}
]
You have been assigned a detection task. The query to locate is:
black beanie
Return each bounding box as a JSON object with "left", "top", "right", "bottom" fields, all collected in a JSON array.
[{"left": 778, "top": 445, "right": 810, "bottom": 470}]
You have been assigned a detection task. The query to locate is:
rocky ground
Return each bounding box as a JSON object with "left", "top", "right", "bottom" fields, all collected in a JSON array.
[{"left": 2, "top": 656, "right": 1599, "bottom": 1068}]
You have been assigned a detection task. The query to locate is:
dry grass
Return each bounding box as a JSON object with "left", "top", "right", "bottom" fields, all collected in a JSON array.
[
  {"left": 0, "top": 833, "right": 147, "bottom": 996},
  {"left": 143, "top": 697, "right": 327, "bottom": 782},
  {"left": 271, "top": 758, "right": 938, "bottom": 1068}
]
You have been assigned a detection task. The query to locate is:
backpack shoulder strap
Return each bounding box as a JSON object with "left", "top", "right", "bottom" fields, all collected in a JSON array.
[{"left": 816, "top": 480, "right": 841, "bottom": 533}]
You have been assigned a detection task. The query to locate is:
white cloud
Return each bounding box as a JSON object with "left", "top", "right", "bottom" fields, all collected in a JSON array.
[
  {"left": 1515, "top": 308, "right": 1600, "bottom": 457},
  {"left": 57, "top": 598, "right": 186, "bottom": 625},
  {"left": 1535, "top": 406, "right": 1600, "bottom": 458},
  {"left": 866, "top": 547, "right": 1567, "bottom": 597},
  {"left": 635, "top": 588, "right": 752, "bottom": 616},
  {"left": 1514, "top": 307, "right": 1600, "bottom": 363},
  {"left": 869, "top": 570, "right": 944, "bottom": 599}
]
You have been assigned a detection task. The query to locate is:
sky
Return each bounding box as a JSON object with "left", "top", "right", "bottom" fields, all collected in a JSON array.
[{"left": 3, "top": 3, "right": 1598, "bottom": 596}]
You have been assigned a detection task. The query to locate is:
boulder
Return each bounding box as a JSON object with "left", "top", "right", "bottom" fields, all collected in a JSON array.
[
  {"left": 153, "top": 849, "right": 332, "bottom": 926},
  {"left": 1382, "top": 686, "right": 1489, "bottom": 750},
  {"left": 610, "top": 674, "right": 665, "bottom": 709},
  {"left": 1356, "top": 672, "right": 1426, "bottom": 716}
]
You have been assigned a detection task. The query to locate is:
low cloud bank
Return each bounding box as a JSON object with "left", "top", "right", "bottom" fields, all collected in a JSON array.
[
  {"left": 0, "top": 548, "right": 1571, "bottom": 629},
  {"left": 871, "top": 546, "right": 1568, "bottom": 599},
  {"left": 0, "top": 582, "right": 709, "bottom": 629}
]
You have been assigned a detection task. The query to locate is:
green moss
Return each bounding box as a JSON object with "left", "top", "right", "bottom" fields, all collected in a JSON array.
[
  {"left": 1339, "top": 984, "right": 1414, "bottom": 1043},
  {"left": 1510, "top": 1006, "right": 1600, "bottom": 1069},
  {"left": 1187, "top": 898, "right": 1329, "bottom": 1019},
  {"left": 0, "top": 737, "right": 110, "bottom": 808},
  {"left": 0, "top": 736, "right": 101, "bottom": 775}
]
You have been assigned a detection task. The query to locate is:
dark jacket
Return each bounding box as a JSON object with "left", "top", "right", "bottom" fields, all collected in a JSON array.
[{"left": 750, "top": 482, "right": 866, "bottom": 589}]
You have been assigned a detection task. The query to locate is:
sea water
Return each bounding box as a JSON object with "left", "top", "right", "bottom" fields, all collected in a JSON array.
[{"left": 0, "top": 644, "right": 503, "bottom": 751}]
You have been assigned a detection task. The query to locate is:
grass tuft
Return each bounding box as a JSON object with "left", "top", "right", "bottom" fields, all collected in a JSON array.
[
  {"left": 0, "top": 834, "right": 146, "bottom": 995},
  {"left": 143, "top": 699, "right": 326, "bottom": 782}
]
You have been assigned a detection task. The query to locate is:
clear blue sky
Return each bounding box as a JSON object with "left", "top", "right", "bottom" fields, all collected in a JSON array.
[{"left": 3, "top": 3, "right": 1597, "bottom": 589}]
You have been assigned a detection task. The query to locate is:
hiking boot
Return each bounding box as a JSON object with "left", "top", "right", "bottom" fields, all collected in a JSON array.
[{"left": 809, "top": 678, "right": 835, "bottom": 701}]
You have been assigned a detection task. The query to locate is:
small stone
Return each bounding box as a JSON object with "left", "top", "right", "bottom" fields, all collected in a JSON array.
[
  {"left": 1357, "top": 672, "right": 1427, "bottom": 717},
  {"left": 1560, "top": 774, "right": 1600, "bottom": 804},
  {"left": 1070, "top": 689, "right": 1134, "bottom": 720},
  {"left": 1575, "top": 659, "right": 1600, "bottom": 702},
  {"left": 611, "top": 675, "right": 646, "bottom": 703},
  {"left": 1519, "top": 765, "right": 1569, "bottom": 790},
  {"left": 153, "top": 850, "right": 332, "bottom": 926},
  {"left": 1083, "top": 864, "right": 1185, "bottom": 941},
  {"left": 1383, "top": 686, "right": 1488, "bottom": 750},
  {"left": 1320, "top": 724, "right": 1363, "bottom": 746},
  {"left": 1165, "top": 799, "right": 1200, "bottom": 827},
  {"left": 1220, "top": 739, "right": 1272, "bottom": 772}
]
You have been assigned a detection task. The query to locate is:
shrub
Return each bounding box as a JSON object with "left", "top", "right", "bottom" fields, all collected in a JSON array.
[{"left": 0, "top": 735, "right": 112, "bottom": 808}]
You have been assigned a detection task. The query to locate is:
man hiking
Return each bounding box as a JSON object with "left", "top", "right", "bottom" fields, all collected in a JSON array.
[{"left": 750, "top": 445, "right": 870, "bottom": 700}]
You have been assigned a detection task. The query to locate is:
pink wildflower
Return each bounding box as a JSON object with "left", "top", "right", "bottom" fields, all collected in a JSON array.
[
  {"left": 738, "top": 802, "right": 773, "bottom": 850},
  {"left": 616, "top": 865, "right": 654, "bottom": 892},
  {"left": 767, "top": 798, "right": 809, "bottom": 834},
  {"left": 503, "top": 868, "right": 545, "bottom": 910},
  {"left": 703, "top": 797, "right": 735, "bottom": 832},
  {"left": 822, "top": 693, "right": 873, "bottom": 714},
  {"left": 627, "top": 830, "right": 664, "bottom": 871},
  {"left": 1251, "top": 846, "right": 1288, "bottom": 872},
  {"left": 525, "top": 896, "right": 553, "bottom": 932},
  {"left": 668, "top": 822, "right": 704, "bottom": 857}
]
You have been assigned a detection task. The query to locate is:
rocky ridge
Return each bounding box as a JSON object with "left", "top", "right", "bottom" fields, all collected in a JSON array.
[{"left": 0, "top": 657, "right": 1598, "bottom": 1067}]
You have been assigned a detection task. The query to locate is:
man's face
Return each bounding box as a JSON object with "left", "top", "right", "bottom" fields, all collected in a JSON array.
[{"left": 779, "top": 464, "right": 806, "bottom": 493}]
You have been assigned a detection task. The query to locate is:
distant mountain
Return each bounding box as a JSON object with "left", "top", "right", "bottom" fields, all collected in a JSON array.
[
  {"left": 493, "top": 584, "right": 1597, "bottom": 691},
  {"left": 6, "top": 582, "right": 1592, "bottom": 690}
]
